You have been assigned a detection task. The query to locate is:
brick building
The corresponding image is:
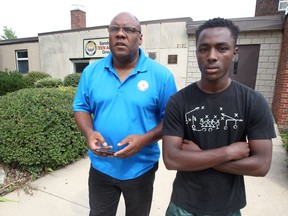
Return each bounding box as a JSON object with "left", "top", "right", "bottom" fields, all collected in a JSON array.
[
  {"left": 0, "top": 0, "right": 288, "bottom": 131},
  {"left": 254, "top": 0, "right": 288, "bottom": 131},
  {"left": 270, "top": 2, "right": 288, "bottom": 131},
  {"left": 185, "top": 0, "right": 288, "bottom": 131}
]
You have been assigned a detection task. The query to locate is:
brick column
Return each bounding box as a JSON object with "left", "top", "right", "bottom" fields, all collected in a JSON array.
[{"left": 272, "top": 15, "right": 288, "bottom": 132}]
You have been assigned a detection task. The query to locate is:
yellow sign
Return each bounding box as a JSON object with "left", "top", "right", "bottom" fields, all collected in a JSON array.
[{"left": 83, "top": 38, "right": 110, "bottom": 58}]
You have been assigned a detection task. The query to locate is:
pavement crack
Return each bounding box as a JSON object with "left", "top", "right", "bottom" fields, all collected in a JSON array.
[{"left": 36, "top": 188, "right": 89, "bottom": 209}]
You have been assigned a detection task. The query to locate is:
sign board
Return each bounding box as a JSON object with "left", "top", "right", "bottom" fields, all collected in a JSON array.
[{"left": 83, "top": 38, "right": 110, "bottom": 58}]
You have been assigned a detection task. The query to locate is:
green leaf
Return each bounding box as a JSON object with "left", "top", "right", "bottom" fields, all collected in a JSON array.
[{"left": 0, "top": 197, "right": 16, "bottom": 202}]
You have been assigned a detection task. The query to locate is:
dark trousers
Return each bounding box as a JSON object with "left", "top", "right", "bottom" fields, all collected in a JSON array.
[
  {"left": 88, "top": 163, "right": 158, "bottom": 216},
  {"left": 166, "top": 202, "right": 242, "bottom": 216}
]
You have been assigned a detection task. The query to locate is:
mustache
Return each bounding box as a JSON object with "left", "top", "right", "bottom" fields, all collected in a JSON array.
[{"left": 114, "top": 42, "right": 127, "bottom": 46}]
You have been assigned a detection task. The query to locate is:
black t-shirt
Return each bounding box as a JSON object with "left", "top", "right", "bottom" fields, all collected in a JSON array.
[{"left": 162, "top": 80, "right": 276, "bottom": 215}]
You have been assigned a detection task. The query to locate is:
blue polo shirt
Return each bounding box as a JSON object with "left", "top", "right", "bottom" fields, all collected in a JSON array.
[{"left": 73, "top": 48, "right": 177, "bottom": 180}]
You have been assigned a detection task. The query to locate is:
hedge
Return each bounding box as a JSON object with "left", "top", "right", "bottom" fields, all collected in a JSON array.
[
  {"left": 0, "top": 87, "right": 87, "bottom": 176},
  {"left": 64, "top": 73, "right": 81, "bottom": 87},
  {"left": 0, "top": 70, "right": 27, "bottom": 96}
]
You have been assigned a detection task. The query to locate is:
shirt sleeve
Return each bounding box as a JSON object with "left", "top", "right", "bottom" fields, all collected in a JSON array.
[
  {"left": 246, "top": 92, "right": 276, "bottom": 140},
  {"left": 73, "top": 69, "right": 92, "bottom": 113},
  {"left": 162, "top": 93, "right": 185, "bottom": 138},
  {"left": 158, "top": 71, "right": 178, "bottom": 120}
]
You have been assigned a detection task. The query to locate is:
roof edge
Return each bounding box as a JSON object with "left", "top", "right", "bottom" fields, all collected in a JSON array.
[
  {"left": 140, "top": 17, "right": 193, "bottom": 25},
  {"left": 0, "top": 37, "right": 38, "bottom": 45},
  {"left": 187, "top": 14, "right": 284, "bottom": 34}
]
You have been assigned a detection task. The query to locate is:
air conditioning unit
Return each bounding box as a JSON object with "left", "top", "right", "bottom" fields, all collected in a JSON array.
[{"left": 278, "top": 0, "right": 288, "bottom": 11}]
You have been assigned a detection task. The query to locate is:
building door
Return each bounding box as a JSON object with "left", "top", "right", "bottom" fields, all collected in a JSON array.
[{"left": 230, "top": 45, "right": 260, "bottom": 89}]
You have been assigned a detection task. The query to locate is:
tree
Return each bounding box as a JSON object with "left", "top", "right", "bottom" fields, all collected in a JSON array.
[{"left": 1, "top": 26, "right": 17, "bottom": 40}]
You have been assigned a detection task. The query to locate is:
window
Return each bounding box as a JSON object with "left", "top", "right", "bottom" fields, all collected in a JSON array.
[
  {"left": 71, "top": 59, "right": 90, "bottom": 73},
  {"left": 15, "top": 50, "right": 29, "bottom": 74},
  {"left": 148, "top": 52, "right": 156, "bottom": 60},
  {"left": 278, "top": 0, "right": 288, "bottom": 11},
  {"left": 168, "top": 55, "right": 178, "bottom": 64},
  {"left": 75, "top": 62, "right": 89, "bottom": 73}
]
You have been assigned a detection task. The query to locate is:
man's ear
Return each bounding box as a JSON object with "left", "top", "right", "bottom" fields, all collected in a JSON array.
[
  {"left": 233, "top": 47, "right": 239, "bottom": 61},
  {"left": 139, "top": 34, "right": 143, "bottom": 46}
]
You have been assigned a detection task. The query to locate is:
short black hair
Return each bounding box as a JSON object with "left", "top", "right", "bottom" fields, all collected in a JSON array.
[{"left": 195, "top": 17, "right": 240, "bottom": 46}]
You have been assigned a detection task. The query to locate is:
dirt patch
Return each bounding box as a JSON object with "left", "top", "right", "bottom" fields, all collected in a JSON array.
[{"left": 0, "top": 164, "right": 34, "bottom": 196}]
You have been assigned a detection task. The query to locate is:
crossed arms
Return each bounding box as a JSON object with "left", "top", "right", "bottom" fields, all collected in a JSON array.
[{"left": 162, "top": 136, "right": 273, "bottom": 177}]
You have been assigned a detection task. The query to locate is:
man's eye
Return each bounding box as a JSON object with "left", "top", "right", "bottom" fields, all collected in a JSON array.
[
  {"left": 109, "top": 26, "right": 119, "bottom": 33},
  {"left": 123, "top": 27, "right": 134, "bottom": 33},
  {"left": 218, "top": 47, "right": 229, "bottom": 52},
  {"left": 198, "top": 48, "right": 207, "bottom": 53}
]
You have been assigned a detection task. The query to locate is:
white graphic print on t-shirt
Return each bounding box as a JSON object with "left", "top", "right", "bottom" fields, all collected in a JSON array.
[{"left": 185, "top": 106, "right": 243, "bottom": 132}]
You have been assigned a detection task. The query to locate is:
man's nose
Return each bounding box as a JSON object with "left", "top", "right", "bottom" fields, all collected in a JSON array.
[
  {"left": 207, "top": 48, "right": 217, "bottom": 61},
  {"left": 116, "top": 27, "right": 126, "bottom": 35}
]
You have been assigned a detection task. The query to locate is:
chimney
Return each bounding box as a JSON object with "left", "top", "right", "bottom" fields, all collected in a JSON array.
[
  {"left": 71, "top": 4, "right": 86, "bottom": 29},
  {"left": 255, "top": 0, "right": 282, "bottom": 16}
]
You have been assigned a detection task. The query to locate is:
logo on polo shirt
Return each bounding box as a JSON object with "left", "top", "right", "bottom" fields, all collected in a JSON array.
[{"left": 137, "top": 80, "right": 149, "bottom": 91}]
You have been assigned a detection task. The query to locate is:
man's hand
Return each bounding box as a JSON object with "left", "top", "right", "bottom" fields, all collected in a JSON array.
[
  {"left": 114, "top": 134, "right": 145, "bottom": 158},
  {"left": 227, "top": 142, "right": 250, "bottom": 161},
  {"left": 87, "top": 131, "right": 114, "bottom": 157}
]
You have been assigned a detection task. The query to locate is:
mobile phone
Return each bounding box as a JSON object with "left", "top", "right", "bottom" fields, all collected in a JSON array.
[{"left": 92, "top": 148, "right": 115, "bottom": 157}]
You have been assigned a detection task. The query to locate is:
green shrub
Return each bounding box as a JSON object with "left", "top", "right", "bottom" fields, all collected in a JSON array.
[
  {"left": 281, "top": 133, "right": 288, "bottom": 151},
  {"left": 64, "top": 73, "right": 81, "bottom": 87},
  {"left": 23, "top": 71, "right": 51, "bottom": 88},
  {"left": 0, "top": 70, "right": 27, "bottom": 96},
  {"left": 34, "top": 77, "right": 63, "bottom": 88},
  {"left": 0, "top": 87, "right": 87, "bottom": 176}
]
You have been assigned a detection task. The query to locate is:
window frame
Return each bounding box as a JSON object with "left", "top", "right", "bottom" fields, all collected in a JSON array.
[{"left": 15, "top": 49, "right": 29, "bottom": 74}]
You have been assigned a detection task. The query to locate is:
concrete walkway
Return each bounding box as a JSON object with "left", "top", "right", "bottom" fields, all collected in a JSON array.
[{"left": 0, "top": 130, "right": 287, "bottom": 216}]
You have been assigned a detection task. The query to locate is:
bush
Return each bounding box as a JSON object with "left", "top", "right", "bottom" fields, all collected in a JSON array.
[
  {"left": 0, "top": 70, "right": 27, "bottom": 96},
  {"left": 23, "top": 71, "right": 51, "bottom": 88},
  {"left": 34, "top": 77, "right": 63, "bottom": 88},
  {"left": 64, "top": 73, "right": 81, "bottom": 87},
  {"left": 0, "top": 87, "right": 87, "bottom": 176},
  {"left": 281, "top": 133, "right": 288, "bottom": 152}
]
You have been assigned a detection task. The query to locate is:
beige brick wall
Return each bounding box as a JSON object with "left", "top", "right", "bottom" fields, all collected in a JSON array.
[{"left": 186, "top": 30, "right": 282, "bottom": 107}]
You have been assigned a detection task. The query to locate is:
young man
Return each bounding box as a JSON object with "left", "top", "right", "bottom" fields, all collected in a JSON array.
[
  {"left": 162, "top": 17, "right": 276, "bottom": 216},
  {"left": 73, "top": 12, "right": 177, "bottom": 216}
]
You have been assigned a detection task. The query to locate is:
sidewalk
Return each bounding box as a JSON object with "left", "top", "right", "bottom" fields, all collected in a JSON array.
[{"left": 0, "top": 132, "right": 288, "bottom": 215}]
